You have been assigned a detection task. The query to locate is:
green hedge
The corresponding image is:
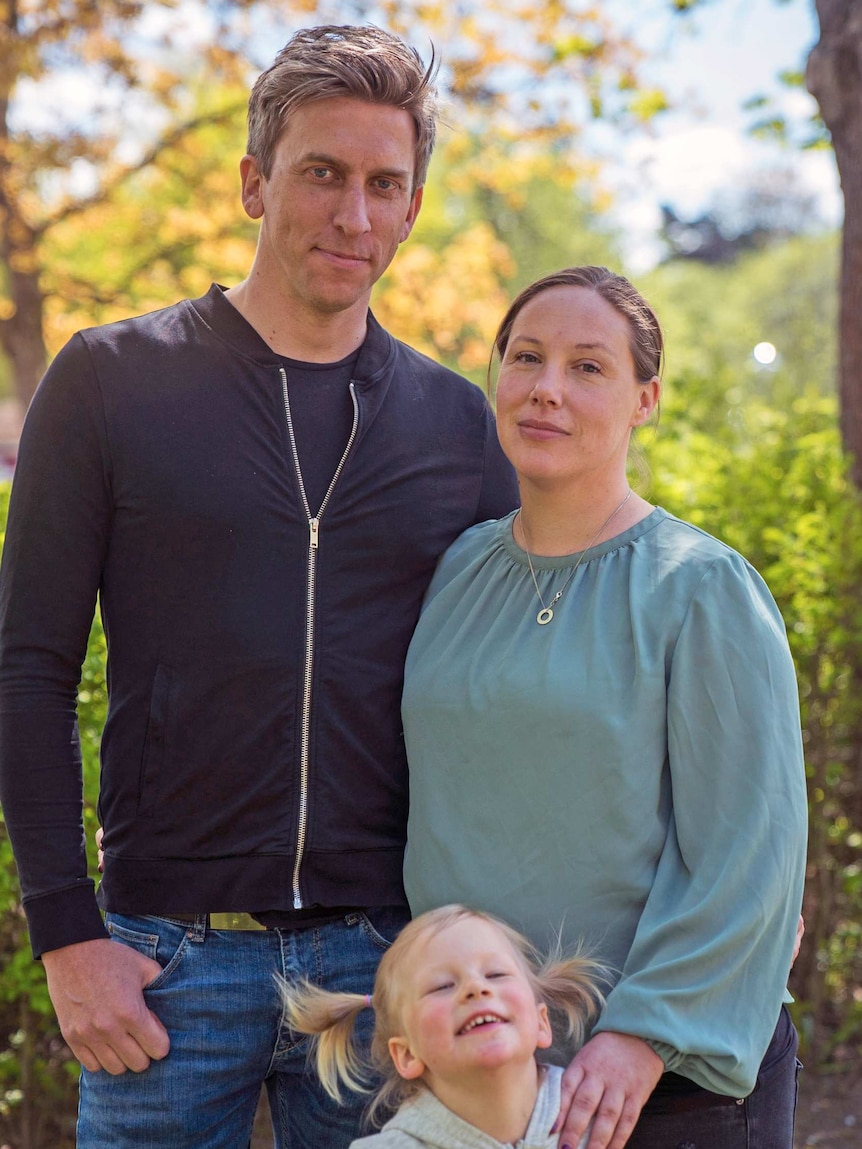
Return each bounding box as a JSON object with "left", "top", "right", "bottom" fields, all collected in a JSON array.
[{"left": 644, "top": 392, "right": 862, "bottom": 1057}]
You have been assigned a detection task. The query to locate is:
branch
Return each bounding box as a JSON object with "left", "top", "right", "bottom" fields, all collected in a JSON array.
[{"left": 34, "top": 101, "right": 246, "bottom": 238}]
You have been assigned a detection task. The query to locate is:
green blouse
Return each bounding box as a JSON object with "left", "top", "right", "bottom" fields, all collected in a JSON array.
[{"left": 401, "top": 508, "right": 807, "bottom": 1097}]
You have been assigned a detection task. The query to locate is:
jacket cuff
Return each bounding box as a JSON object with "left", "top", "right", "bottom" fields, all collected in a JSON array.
[{"left": 25, "top": 883, "right": 109, "bottom": 959}]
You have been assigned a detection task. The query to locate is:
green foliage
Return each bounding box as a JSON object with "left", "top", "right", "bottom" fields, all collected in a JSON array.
[
  {"left": 643, "top": 350, "right": 862, "bottom": 1058},
  {"left": 642, "top": 231, "right": 839, "bottom": 415}
]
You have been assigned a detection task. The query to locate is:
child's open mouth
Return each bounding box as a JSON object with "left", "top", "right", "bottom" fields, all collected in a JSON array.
[{"left": 458, "top": 1014, "right": 506, "bottom": 1035}]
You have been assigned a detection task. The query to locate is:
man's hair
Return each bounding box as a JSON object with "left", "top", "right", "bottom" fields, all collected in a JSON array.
[{"left": 247, "top": 25, "right": 439, "bottom": 192}]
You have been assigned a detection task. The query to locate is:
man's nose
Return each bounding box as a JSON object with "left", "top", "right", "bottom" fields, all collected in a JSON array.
[{"left": 333, "top": 184, "right": 372, "bottom": 235}]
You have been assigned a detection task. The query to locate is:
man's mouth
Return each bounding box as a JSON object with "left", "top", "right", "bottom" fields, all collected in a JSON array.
[{"left": 317, "top": 247, "right": 369, "bottom": 265}]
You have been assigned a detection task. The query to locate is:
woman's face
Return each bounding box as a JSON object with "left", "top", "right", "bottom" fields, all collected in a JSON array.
[{"left": 494, "top": 285, "right": 659, "bottom": 495}]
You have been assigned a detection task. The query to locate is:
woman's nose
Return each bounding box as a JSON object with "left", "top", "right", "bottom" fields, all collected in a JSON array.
[{"left": 530, "top": 372, "right": 563, "bottom": 406}]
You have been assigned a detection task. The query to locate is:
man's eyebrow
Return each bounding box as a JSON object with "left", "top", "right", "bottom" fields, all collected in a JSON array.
[
  {"left": 297, "top": 152, "right": 411, "bottom": 180},
  {"left": 296, "top": 151, "right": 339, "bottom": 168}
]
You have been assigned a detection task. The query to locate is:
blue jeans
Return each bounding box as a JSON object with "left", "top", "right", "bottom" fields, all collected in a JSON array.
[
  {"left": 77, "top": 907, "right": 409, "bottom": 1149},
  {"left": 623, "top": 1006, "right": 801, "bottom": 1149}
]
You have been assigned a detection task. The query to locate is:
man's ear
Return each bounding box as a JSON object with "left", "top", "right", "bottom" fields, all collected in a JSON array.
[
  {"left": 388, "top": 1035, "right": 426, "bottom": 1081},
  {"left": 239, "top": 154, "right": 265, "bottom": 221},
  {"left": 399, "top": 186, "right": 424, "bottom": 243}
]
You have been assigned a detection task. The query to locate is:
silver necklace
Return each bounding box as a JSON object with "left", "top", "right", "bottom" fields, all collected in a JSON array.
[{"left": 519, "top": 489, "right": 633, "bottom": 625}]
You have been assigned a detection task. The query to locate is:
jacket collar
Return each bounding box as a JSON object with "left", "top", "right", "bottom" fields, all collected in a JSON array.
[{"left": 190, "top": 284, "right": 397, "bottom": 387}]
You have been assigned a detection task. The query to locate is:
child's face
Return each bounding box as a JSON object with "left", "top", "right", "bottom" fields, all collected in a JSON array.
[{"left": 387, "top": 917, "right": 553, "bottom": 1087}]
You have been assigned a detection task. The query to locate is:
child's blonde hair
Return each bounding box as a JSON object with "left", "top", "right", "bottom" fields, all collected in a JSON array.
[{"left": 279, "top": 904, "right": 607, "bottom": 1124}]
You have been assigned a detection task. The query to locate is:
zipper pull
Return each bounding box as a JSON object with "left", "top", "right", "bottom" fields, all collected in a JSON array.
[{"left": 309, "top": 517, "right": 319, "bottom": 549}]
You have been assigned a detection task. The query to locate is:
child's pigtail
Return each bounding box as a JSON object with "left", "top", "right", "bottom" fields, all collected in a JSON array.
[
  {"left": 278, "top": 976, "right": 373, "bottom": 1102},
  {"left": 533, "top": 941, "right": 610, "bottom": 1048}
]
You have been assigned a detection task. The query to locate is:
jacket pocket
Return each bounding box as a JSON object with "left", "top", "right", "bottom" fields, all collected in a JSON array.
[{"left": 137, "top": 664, "right": 171, "bottom": 817}]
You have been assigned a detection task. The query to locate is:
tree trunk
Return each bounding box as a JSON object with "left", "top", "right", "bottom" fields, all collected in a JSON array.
[
  {"left": 807, "top": 0, "right": 862, "bottom": 485},
  {"left": 0, "top": 260, "right": 47, "bottom": 412},
  {"left": 0, "top": 0, "right": 49, "bottom": 413}
]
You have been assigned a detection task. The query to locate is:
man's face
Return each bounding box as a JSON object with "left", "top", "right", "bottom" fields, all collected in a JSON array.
[{"left": 239, "top": 96, "right": 423, "bottom": 323}]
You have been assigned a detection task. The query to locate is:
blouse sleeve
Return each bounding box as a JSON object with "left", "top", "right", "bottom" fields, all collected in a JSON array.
[{"left": 593, "top": 550, "right": 808, "bottom": 1096}]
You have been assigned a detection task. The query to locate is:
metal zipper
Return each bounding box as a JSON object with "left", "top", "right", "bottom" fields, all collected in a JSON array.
[{"left": 279, "top": 368, "right": 360, "bottom": 909}]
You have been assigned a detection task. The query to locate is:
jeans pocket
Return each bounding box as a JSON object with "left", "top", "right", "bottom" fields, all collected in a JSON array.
[
  {"left": 349, "top": 906, "right": 410, "bottom": 951},
  {"left": 105, "top": 913, "right": 190, "bottom": 991}
]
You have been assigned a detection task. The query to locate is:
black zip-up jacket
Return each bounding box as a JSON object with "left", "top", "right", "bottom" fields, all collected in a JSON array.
[{"left": 0, "top": 286, "right": 518, "bottom": 957}]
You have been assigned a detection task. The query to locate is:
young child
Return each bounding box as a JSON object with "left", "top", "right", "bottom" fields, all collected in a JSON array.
[{"left": 280, "top": 904, "right": 606, "bottom": 1148}]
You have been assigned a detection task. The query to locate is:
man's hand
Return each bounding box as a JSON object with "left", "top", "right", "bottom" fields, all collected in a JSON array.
[
  {"left": 555, "top": 1031, "right": 664, "bottom": 1149},
  {"left": 42, "top": 938, "right": 170, "bottom": 1074}
]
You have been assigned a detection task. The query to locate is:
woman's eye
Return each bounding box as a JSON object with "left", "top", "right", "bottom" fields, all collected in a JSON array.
[
  {"left": 512, "top": 351, "right": 540, "bottom": 364},
  {"left": 580, "top": 362, "right": 601, "bottom": 374}
]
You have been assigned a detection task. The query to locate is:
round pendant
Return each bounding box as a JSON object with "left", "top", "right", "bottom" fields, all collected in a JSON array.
[{"left": 537, "top": 607, "right": 554, "bottom": 625}]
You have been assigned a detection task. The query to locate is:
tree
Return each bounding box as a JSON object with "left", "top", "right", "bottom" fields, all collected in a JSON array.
[
  {"left": 0, "top": 0, "right": 263, "bottom": 409},
  {"left": 806, "top": 0, "right": 862, "bottom": 485}
]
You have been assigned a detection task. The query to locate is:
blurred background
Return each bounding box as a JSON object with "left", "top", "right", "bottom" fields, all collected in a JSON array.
[{"left": 0, "top": 2, "right": 860, "bottom": 1145}]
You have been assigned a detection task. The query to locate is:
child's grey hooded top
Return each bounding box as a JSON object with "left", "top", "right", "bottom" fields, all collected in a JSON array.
[{"left": 350, "top": 1064, "right": 568, "bottom": 1149}]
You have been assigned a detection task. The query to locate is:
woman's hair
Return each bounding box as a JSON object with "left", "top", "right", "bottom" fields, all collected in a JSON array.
[
  {"left": 490, "top": 266, "right": 665, "bottom": 387},
  {"left": 246, "top": 25, "right": 439, "bottom": 192},
  {"left": 279, "top": 904, "right": 607, "bottom": 1125}
]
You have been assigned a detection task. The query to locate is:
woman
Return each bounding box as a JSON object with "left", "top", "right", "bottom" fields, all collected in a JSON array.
[{"left": 400, "top": 267, "right": 807, "bottom": 1149}]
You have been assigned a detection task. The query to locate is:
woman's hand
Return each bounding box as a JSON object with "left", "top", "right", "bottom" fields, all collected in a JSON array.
[
  {"left": 555, "top": 1031, "right": 664, "bottom": 1149},
  {"left": 792, "top": 914, "right": 804, "bottom": 966}
]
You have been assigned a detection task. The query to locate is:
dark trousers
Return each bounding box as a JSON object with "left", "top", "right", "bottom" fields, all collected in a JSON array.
[{"left": 627, "top": 1007, "right": 800, "bottom": 1149}]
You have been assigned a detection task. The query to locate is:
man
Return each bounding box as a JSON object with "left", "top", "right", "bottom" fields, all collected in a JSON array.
[{"left": 0, "top": 26, "right": 517, "bottom": 1147}]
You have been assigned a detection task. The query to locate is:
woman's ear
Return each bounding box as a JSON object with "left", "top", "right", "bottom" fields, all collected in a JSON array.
[
  {"left": 632, "top": 376, "right": 661, "bottom": 427},
  {"left": 388, "top": 1035, "right": 427, "bottom": 1081}
]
